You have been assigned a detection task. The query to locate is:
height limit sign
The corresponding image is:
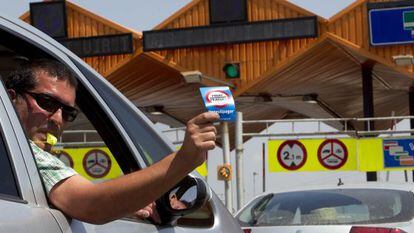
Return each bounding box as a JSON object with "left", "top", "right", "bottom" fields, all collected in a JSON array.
[{"left": 277, "top": 140, "right": 307, "bottom": 170}]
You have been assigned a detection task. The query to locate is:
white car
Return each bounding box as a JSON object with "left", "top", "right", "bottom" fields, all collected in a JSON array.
[
  {"left": 235, "top": 183, "right": 414, "bottom": 233},
  {"left": 0, "top": 12, "right": 241, "bottom": 233}
]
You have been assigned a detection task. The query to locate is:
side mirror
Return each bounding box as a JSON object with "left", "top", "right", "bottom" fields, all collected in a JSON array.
[{"left": 156, "top": 175, "right": 210, "bottom": 225}]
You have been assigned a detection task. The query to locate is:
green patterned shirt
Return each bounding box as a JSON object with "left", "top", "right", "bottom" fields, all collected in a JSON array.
[{"left": 30, "top": 141, "right": 77, "bottom": 195}]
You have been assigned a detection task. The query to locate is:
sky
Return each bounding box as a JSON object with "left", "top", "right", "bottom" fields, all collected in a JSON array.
[{"left": 1, "top": 0, "right": 411, "bottom": 212}]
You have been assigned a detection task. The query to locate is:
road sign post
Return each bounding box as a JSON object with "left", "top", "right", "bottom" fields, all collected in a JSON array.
[
  {"left": 235, "top": 111, "right": 244, "bottom": 210},
  {"left": 221, "top": 122, "right": 233, "bottom": 213}
]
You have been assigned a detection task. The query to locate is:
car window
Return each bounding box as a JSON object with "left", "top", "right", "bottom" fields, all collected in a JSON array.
[
  {"left": 0, "top": 129, "right": 20, "bottom": 199},
  {"left": 236, "top": 189, "right": 414, "bottom": 226},
  {"left": 0, "top": 42, "right": 132, "bottom": 185},
  {"left": 70, "top": 58, "right": 173, "bottom": 166}
]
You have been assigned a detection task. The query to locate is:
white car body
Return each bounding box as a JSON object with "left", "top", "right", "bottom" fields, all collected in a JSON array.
[{"left": 235, "top": 183, "right": 414, "bottom": 233}]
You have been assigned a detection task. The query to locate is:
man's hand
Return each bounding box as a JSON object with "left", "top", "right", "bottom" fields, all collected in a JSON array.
[
  {"left": 178, "top": 112, "right": 219, "bottom": 166},
  {"left": 134, "top": 202, "right": 161, "bottom": 224}
]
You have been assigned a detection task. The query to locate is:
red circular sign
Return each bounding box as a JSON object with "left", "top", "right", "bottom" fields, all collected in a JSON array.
[
  {"left": 277, "top": 140, "right": 307, "bottom": 170},
  {"left": 54, "top": 150, "right": 74, "bottom": 168},
  {"left": 317, "top": 139, "right": 348, "bottom": 170},
  {"left": 83, "top": 149, "right": 112, "bottom": 178}
]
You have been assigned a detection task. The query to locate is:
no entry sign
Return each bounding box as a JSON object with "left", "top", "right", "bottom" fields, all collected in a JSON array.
[
  {"left": 276, "top": 140, "right": 307, "bottom": 170},
  {"left": 54, "top": 150, "right": 74, "bottom": 168}
]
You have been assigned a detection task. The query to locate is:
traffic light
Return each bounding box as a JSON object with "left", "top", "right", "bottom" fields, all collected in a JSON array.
[
  {"left": 223, "top": 63, "right": 240, "bottom": 79},
  {"left": 217, "top": 164, "right": 232, "bottom": 181}
]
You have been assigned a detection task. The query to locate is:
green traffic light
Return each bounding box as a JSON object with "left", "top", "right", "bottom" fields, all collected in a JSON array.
[{"left": 223, "top": 63, "right": 240, "bottom": 78}]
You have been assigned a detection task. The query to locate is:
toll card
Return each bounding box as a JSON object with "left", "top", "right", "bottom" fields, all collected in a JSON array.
[{"left": 200, "top": 86, "right": 236, "bottom": 122}]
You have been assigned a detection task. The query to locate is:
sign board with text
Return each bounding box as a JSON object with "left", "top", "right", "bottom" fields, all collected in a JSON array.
[
  {"left": 369, "top": 6, "right": 414, "bottom": 45},
  {"left": 383, "top": 138, "right": 414, "bottom": 168}
]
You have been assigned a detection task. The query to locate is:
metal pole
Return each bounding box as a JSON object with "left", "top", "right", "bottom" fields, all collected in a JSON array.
[
  {"left": 405, "top": 170, "right": 408, "bottom": 182},
  {"left": 262, "top": 142, "right": 266, "bottom": 193},
  {"left": 409, "top": 89, "right": 414, "bottom": 182},
  {"left": 235, "top": 112, "right": 244, "bottom": 211},
  {"left": 362, "top": 61, "right": 377, "bottom": 182},
  {"left": 253, "top": 172, "right": 258, "bottom": 197},
  {"left": 221, "top": 122, "right": 233, "bottom": 213}
]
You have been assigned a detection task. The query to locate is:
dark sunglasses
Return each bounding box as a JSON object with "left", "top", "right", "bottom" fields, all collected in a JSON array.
[{"left": 24, "top": 91, "right": 78, "bottom": 122}]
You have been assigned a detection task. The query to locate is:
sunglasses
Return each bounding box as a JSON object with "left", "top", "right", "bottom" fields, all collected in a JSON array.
[{"left": 24, "top": 91, "right": 78, "bottom": 122}]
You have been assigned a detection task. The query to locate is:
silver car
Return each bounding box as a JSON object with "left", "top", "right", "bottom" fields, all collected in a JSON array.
[
  {"left": 0, "top": 13, "right": 241, "bottom": 233},
  {"left": 235, "top": 183, "right": 414, "bottom": 233}
]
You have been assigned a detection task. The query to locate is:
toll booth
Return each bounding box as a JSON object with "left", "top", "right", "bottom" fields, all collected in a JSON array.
[{"left": 20, "top": 0, "right": 414, "bottom": 149}]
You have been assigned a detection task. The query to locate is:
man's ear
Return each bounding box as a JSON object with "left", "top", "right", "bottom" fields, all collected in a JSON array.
[{"left": 7, "top": 89, "right": 17, "bottom": 102}]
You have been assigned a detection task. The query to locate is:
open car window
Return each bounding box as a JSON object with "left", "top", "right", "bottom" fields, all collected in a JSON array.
[
  {"left": 0, "top": 29, "right": 138, "bottom": 183},
  {"left": 0, "top": 24, "right": 164, "bottom": 225},
  {"left": 0, "top": 23, "right": 213, "bottom": 227},
  {"left": 0, "top": 22, "right": 213, "bottom": 227}
]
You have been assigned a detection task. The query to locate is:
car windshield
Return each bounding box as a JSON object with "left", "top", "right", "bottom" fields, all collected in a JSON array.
[{"left": 236, "top": 189, "right": 414, "bottom": 226}]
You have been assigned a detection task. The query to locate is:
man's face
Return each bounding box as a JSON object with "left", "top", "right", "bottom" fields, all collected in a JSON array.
[{"left": 12, "top": 69, "right": 76, "bottom": 150}]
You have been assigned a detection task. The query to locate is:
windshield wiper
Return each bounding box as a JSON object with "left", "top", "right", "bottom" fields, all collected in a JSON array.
[{"left": 249, "top": 193, "right": 274, "bottom": 225}]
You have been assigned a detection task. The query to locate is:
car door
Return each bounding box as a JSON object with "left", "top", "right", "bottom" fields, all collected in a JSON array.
[{"left": 0, "top": 78, "right": 62, "bottom": 232}]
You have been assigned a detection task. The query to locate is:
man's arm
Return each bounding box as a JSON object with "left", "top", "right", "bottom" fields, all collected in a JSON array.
[{"left": 48, "top": 112, "right": 219, "bottom": 224}]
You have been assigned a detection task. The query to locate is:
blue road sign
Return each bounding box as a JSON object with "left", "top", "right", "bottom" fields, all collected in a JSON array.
[
  {"left": 383, "top": 138, "right": 414, "bottom": 168},
  {"left": 369, "top": 6, "right": 414, "bottom": 46}
]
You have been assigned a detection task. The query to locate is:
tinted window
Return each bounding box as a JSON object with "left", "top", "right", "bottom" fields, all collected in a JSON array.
[
  {"left": 237, "top": 189, "right": 414, "bottom": 226},
  {"left": 0, "top": 131, "right": 20, "bottom": 198}
]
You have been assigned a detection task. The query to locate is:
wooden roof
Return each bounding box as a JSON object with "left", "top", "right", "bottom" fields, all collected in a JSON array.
[
  {"left": 244, "top": 33, "right": 413, "bottom": 129},
  {"left": 133, "top": 0, "right": 414, "bottom": 135}
]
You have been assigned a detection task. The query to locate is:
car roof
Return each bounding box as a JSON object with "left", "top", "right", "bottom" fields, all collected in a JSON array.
[
  {"left": 235, "top": 182, "right": 414, "bottom": 216},
  {"left": 256, "top": 182, "right": 414, "bottom": 198}
]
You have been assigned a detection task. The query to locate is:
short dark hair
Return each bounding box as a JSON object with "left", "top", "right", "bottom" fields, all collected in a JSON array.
[{"left": 5, "top": 59, "right": 78, "bottom": 94}]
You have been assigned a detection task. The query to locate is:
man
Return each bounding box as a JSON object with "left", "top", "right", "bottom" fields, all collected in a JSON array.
[
  {"left": 169, "top": 194, "right": 191, "bottom": 210},
  {"left": 6, "top": 59, "right": 219, "bottom": 224}
]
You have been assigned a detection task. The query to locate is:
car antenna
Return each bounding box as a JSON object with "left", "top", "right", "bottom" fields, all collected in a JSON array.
[{"left": 337, "top": 178, "right": 344, "bottom": 186}]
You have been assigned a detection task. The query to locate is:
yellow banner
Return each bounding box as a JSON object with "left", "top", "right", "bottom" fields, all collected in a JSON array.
[
  {"left": 53, "top": 147, "right": 123, "bottom": 181},
  {"left": 196, "top": 162, "right": 208, "bottom": 178},
  {"left": 357, "top": 138, "right": 383, "bottom": 172},
  {"left": 269, "top": 138, "right": 357, "bottom": 172},
  {"left": 269, "top": 138, "right": 414, "bottom": 172}
]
